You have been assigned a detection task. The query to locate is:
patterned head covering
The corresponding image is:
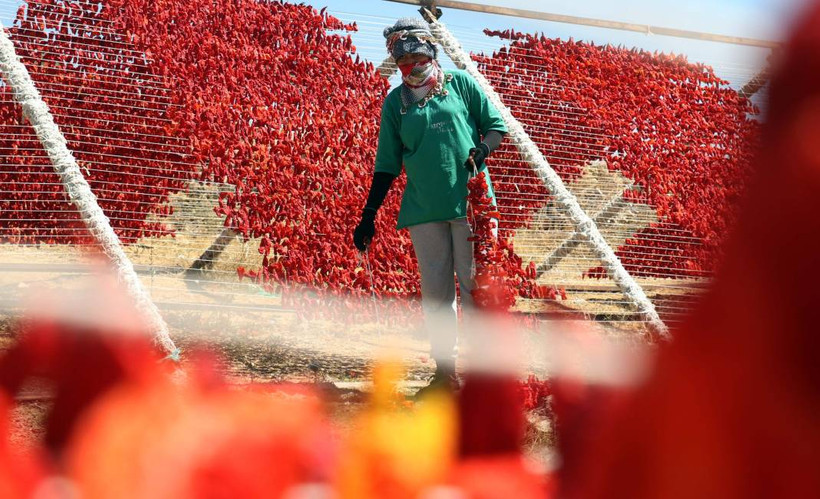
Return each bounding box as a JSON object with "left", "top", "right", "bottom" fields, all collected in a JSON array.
[{"left": 383, "top": 17, "right": 438, "bottom": 61}]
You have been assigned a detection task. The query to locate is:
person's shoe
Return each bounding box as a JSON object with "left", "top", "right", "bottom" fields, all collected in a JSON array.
[{"left": 412, "top": 367, "right": 459, "bottom": 401}]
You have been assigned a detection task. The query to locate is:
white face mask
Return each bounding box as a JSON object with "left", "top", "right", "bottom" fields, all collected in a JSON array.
[{"left": 402, "top": 60, "right": 437, "bottom": 87}]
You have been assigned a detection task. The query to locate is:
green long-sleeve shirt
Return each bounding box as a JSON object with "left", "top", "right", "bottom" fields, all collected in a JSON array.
[{"left": 374, "top": 70, "right": 508, "bottom": 229}]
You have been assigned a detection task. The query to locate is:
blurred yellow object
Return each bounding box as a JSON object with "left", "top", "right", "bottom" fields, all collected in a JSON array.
[
  {"left": 336, "top": 361, "right": 457, "bottom": 499},
  {"left": 371, "top": 360, "right": 406, "bottom": 409}
]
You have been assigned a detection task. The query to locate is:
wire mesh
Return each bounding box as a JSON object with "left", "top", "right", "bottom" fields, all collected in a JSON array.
[{"left": 0, "top": 0, "right": 767, "bottom": 343}]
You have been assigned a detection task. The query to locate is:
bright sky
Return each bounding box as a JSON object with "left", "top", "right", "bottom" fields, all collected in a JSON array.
[
  {"left": 315, "top": 0, "right": 810, "bottom": 88},
  {"left": 0, "top": 0, "right": 811, "bottom": 87},
  {"left": 336, "top": 0, "right": 805, "bottom": 39}
]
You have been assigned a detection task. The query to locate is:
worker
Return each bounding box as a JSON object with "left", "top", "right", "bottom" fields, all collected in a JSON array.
[{"left": 353, "top": 17, "right": 508, "bottom": 395}]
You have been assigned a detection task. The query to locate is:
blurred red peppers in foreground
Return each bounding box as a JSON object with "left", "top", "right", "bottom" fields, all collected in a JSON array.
[
  {"left": 558, "top": 2, "right": 820, "bottom": 496},
  {"left": 0, "top": 0, "right": 819, "bottom": 497}
]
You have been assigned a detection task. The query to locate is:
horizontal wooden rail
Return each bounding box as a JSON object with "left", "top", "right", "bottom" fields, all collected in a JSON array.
[{"left": 385, "top": 0, "right": 779, "bottom": 49}]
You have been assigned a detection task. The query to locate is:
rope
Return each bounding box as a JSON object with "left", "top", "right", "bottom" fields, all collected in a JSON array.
[
  {"left": 0, "top": 26, "right": 179, "bottom": 355},
  {"left": 358, "top": 249, "right": 382, "bottom": 326},
  {"left": 162, "top": 347, "right": 181, "bottom": 363}
]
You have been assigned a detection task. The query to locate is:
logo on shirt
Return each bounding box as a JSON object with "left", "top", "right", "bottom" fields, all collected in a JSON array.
[{"left": 430, "top": 120, "right": 455, "bottom": 134}]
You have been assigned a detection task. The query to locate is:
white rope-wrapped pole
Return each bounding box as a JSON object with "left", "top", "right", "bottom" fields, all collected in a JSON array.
[
  {"left": 0, "top": 28, "right": 179, "bottom": 355},
  {"left": 422, "top": 11, "right": 670, "bottom": 339}
]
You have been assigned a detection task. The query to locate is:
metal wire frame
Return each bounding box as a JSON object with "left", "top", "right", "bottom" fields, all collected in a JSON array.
[{"left": 0, "top": 1, "right": 765, "bottom": 331}]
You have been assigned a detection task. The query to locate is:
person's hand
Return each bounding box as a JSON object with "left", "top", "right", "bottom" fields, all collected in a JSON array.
[
  {"left": 465, "top": 142, "right": 491, "bottom": 173},
  {"left": 353, "top": 209, "right": 377, "bottom": 251}
]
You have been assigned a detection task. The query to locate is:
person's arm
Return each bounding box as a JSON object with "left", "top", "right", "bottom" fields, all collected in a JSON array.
[
  {"left": 466, "top": 129, "right": 506, "bottom": 172},
  {"left": 460, "top": 72, "right": 508, "bottom": 171},
  {"left": 354, "top": 96, "right": 402, "bottom": 251},
  {"left": 354, "top": 172, "right": 397, "bottom": 251},
  {"left": 482, "top": 129, "right": 505, "bottom": 152},
  {"left": 363, "top": 172, "right": 397, "bottom": 213}
]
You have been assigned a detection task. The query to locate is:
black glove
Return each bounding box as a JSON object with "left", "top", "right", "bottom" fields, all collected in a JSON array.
[
  {"left": 353, "top": 172, "right": 397, "bottom": 251},
  {"left": 465, "top": 142, "right": 491, "bottom": 172},
  {"left": 353, "top": 208, "right": 377, "bottom": 251}
]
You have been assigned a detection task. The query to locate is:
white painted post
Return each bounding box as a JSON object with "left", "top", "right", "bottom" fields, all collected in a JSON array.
[{"left": 0, "top": 28, "right": 179, "bottom": 354}]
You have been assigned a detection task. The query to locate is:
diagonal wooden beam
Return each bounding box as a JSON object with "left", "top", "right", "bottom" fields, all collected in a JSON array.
[
  {"left": 536, "top": 187, "right": 636, "bottom": 278},
  {"left": 737, "top": 67, "right": 770, "bottom": 99},
  {"left": 188, "top": 227, "right": 239, "bottom": 272},
  {"left": 386, "top": 0, "right": 780, "bottom": 49},
  {"left": 376, "top": 56, "right": 397, "bottom": 78}
]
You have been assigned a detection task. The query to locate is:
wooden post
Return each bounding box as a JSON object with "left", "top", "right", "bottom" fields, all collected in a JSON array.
[
  {"left": 388, "top": 0, "right": 779, "bottom": 49},
  {"left": 536, "top": 189, "right": 634, "bottom": 277},
  {"left": 188, "top": 227, "right": 239, "bottom": 272},
  {"left": 376, "top": 56, "right": 397, "bottom": 78},
  {"left": 419, "top": 0, "right": 442, "bottom": 19},
  {"left": 738, "top": 68, "right": 770, "bottom": 99}
]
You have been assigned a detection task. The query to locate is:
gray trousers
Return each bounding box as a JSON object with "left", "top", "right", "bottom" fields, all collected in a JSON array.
[{"left": 408, "top": 218, "right": 475, "bottom": 371}]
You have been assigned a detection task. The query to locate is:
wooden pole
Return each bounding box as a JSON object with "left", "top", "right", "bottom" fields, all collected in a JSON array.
[
  {"left": 737, "top": 67, "right": 770, "bottom": 99},
  {"left": 376, "top": 56, "right": 397, "bottom": 78},
  {"left": 386, "top": 0, "right": 779, "bottom": 49},
  {"left": 188, "top": 227, "right": 239, "bottom": 272}
]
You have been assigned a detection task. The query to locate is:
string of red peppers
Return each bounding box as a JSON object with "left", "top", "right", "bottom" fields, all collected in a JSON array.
[
  {"left": 0, "top": 1, "right": 760, "bottom": 322},
  {"left": 468, "top": 172, "right": 555, "bottom": 409},
  {"left": 103, "top": 0, "right": 427, "bottom": 322},
  {"left": 474, "top": 30, "right": 761, "bottom": 279},
  {"left": 0, "top": 0, "right": 192, "bottom": 245},
  {"left": 468, "top": 171, "right": 566, "bottom": 311}
]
